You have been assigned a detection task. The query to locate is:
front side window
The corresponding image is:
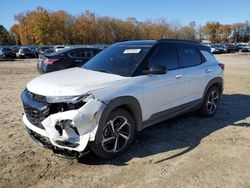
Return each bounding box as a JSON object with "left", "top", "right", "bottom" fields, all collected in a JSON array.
[
  {"left": 83, "top": 45, "right": 151, "bottom": 76},
  {"left": 180, "top": 47, "right": 202, "bottom": 67},
  {"left": 148, "top": 45, "right": 179, "bottom": 70}
]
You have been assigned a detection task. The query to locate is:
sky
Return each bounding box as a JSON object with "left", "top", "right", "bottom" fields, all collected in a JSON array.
[{"left": 1, "top": 0, "right": 250, "bottom": 30}]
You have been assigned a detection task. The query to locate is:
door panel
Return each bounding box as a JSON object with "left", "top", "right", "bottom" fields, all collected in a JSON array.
[
  {"left": 182, "top": 64, "right": 207, "bottom": 103},
  {"left": 142, "top": 69, "right": 184, "bottom": 120},
  {"left": 179, "top": 46, "right": 208, "bottom": 104}
]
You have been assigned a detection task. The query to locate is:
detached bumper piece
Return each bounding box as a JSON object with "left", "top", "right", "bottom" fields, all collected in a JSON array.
[
  {"left": 27, "top": 128, "right": 88, "bottom": 159},
  {"left": 27, "top": 128, "right": 53, "bottom": 149},
  {"left": 21, "top": 89, "right": 106, "bottom": 158}
]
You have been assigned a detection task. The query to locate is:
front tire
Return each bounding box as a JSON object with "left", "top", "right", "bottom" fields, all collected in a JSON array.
[
  {"left": 90, "top": 108, "right": 135, "bottom": 159},
  {"left": 199, "top": 86, "right": 221, "bottom": 117}
]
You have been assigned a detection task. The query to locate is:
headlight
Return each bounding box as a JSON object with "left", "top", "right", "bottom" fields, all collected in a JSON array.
[{"left": 46, "top": 94, "right": 94, "bottom": 103}]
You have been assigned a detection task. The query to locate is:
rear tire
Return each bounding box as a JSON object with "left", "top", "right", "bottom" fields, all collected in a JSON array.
[
  {"left": 199, "top": 86, "right": 221, "bottom": 117},
  {"left": 89, "top": 108, "right": 135, "bottom": 159}
]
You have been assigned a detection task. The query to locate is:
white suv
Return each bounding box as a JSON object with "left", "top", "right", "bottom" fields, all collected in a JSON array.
[{"left": 21, "top": 39, "right": 224, "bottom": 159}]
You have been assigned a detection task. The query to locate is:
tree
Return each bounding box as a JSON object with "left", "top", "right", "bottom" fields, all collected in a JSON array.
[
  {"left": 0, "top": 25, "right": 15, "bottom": 45},
  {"left": 9, "top": 24, "right": 21, "bottom": 45},
  {"left": 178, "top": 21, "right": 197, "bottom": 41},
  {"left": 74, "top": 11, "right": 97, "bottom": 44},
  {"left": 9, "top": 7, "right": 249, "bottom": 45},
  {"left": 232, "top": 22, "right": 250, "bottom": 42},
  {"left": 202, "top": 22, "right": 221, "bottom": 43},
  {"left": 219, "top": 24, "right": 231, "bottom": 43}
]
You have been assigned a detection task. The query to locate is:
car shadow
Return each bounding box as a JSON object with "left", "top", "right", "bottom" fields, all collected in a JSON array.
[
  {"left": 0, "top": 58, "right": 17, "bottom": 62},
  {"left": 78, "top": 93, "right": 250, "bottom": 165}
]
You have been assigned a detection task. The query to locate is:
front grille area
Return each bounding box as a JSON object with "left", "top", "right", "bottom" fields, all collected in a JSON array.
[
  {"left": 22, "top": 89, "right": 86, "bottom": 130},
  {"left": 28, "top": 91, "right": 47, "bottom": 103},
  {"left": 24, "top": 103, "right": 48, "bottom": 129},
  {"left": 22, "top": 89, "right": 49, "bottom": 130}
]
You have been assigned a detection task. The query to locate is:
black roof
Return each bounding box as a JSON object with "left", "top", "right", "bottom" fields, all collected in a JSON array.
[
  {"left": 157, "top": 38, "right": 200, "bottom": 44},
  {"left": 116, "top": 39, "right": 201, "bottom": 46},
  {"left": 116, "top": 40, "right": 156, "bottom": 46}
]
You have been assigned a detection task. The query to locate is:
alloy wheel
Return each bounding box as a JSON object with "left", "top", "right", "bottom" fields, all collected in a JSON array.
[
  {"left": 206, "top": 90, "right": 219, "bottom": 114},
  {"left": 101, "top": 116, "right": 131, "bottom": 153}
]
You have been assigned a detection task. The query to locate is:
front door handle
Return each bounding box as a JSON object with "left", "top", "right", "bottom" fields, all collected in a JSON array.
[
  {"left": 175, "top": 74, "right": 183, "bottom": 79},
  {"left": 75, "top": 60, "right": 82, "bottom": 62},
  {"left": 205, "top": 68, "right": 212, "bottom": 73}
]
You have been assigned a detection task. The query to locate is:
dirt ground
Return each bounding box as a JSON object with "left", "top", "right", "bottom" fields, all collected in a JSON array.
[{"left": 0, "top": 53, "right": 250, "bottom": 188}]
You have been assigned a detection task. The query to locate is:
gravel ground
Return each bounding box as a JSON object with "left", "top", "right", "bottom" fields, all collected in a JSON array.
[{"left": 0, "top": 53, "right": 250, "bottom": 188}]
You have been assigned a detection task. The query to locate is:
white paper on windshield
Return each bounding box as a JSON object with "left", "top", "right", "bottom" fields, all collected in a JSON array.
[{"left": 123, "top": 49, "right": 141, "bottom": 54}]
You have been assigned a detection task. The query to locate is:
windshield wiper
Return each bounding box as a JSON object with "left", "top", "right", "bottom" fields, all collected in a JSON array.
[
  {"left": 92, "top": 69, "right": 110, "bottom": 73},
  {"left": 83, "top": 66, "right": 111, "bottom": 74}
]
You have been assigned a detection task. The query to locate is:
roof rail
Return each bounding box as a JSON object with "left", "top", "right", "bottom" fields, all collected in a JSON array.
[{"left": 157, "top": 38, "right": 200, "bottom": 44}]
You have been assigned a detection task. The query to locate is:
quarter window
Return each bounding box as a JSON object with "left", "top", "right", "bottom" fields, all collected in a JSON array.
[{"left": 180, "top": 47, "right": 202, "bottom": 67}]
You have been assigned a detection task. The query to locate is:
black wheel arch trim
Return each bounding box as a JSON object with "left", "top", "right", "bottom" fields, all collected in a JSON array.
[
  {"left": 99, "top": 96, "right": 143, "bottom": 132},
  {"left": 202, "top": 77, "right": 223, "bottom": 100}
]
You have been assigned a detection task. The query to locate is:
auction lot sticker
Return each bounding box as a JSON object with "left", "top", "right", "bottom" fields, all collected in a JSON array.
[{"left": 123, "top": 49, "right": 141, "bottom": 54}]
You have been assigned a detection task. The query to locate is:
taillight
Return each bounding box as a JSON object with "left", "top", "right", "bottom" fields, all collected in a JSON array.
[
  {"left": 44, "top": 58, "right": 58, "bottom": 65},
  {"left": 219, "top": 63, "right": 224, "bottom": 71}
]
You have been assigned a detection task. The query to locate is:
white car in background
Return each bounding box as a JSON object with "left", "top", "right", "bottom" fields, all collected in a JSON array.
[{"left": 53, "top": 45, "right": 65, "bottom": 52}]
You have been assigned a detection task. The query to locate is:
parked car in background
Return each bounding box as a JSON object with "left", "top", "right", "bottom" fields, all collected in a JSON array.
[
  {"left": 30, "top": 47, "right": 39, "bottom": 58},
  {"left": 37, "top": 47, "right": 102, "bottom": 73},
  {"left": 16, "top": 47, "right": 36, "bottom": 58},
  {"left": 39, "top": 49, "right": 55, "bottom": 57},
  {"left": 11, "top": 46, "right": 20, "bottom": 53},
  {"left": 0, "top": 47, "right": 16, "bottom": 59},
  {"left": 236, "top": 44, "right": 250, "bottom": 52},
  {"left": 39, "top": 46, "right": 51, "bottom": 54},
  {"left": 210, "top": 45, "right": 224, "bottom": 54},
  {"left": 223, "top": 44, "right": 237, "bottom": 53},
  {"left": 53, "top": 45, "right": 65, "bottom": 52}
]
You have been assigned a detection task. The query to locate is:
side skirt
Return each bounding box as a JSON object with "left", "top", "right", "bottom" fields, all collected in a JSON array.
[{"left": 142, "top": 99, "right": 202, "bottom": 129}]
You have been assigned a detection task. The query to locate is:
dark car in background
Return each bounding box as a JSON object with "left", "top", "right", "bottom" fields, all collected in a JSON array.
[
  {"left": 40, "top": 49, "right": 54, "bottom": 56},
  {"left": 0, "top": 47, "right": 16, "bottom": 59},
  {"left": 11, "top": 46, "right": 20, "bottom": 53},
  {"left": 210, "top": 45, "right": 224, "bottom": 54},
  {"left": 37, "top": 47, "right": 102, "bottom": 73},
  {"left": 16, "top": 48, "right": 36, "bottom": 58},
  {"left": 236, "top": 44, "right": 250, "bottom": 52},
  {"left": 223, "top": 44, "right": 237, "bottom": 53},
  {"left": 39, "top": 46, "right": 54, "bottom": 55},
  {"left": 30, "top": 47, "right": 40, "bottom": 58}
]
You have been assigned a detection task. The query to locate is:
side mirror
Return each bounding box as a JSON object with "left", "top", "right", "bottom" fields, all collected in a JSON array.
[{"left": 143, "top": 64, "right": 167, "bottom": 75}]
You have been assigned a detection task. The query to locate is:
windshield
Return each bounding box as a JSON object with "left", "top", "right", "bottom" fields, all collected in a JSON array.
[{"left": 83, "top": 45, "right": 151, "bottom": 76}]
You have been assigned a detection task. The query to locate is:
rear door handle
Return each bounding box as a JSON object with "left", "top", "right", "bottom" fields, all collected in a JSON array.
[
  {"left": 175, "top": 75, "right": 183, "bottom": 79},
  {"left": 75, "top": 60, "right": 82, "bottom": 62},
  {"left": 205, "top": 68, "right": 212, "bottom": 73}
]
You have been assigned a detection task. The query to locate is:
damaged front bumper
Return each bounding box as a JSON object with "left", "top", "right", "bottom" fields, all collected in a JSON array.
[{"left": 22, "top": 90, "right": 106, "bottom": 157}]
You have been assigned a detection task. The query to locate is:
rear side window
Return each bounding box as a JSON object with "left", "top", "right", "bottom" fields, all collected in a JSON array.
[
  {"left": 148, "top": 45, "right": 179, "bottom": 70},
  {"left": 180, "top": 47, "right": 202, "bottom": 68},
  {"left": 69, "top": 50, "right": 94, "bottom": 58}
]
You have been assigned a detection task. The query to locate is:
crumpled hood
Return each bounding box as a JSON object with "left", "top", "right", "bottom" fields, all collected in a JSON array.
[{"left": 27, "top": 67, "right": 128, "bottom": 96}]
